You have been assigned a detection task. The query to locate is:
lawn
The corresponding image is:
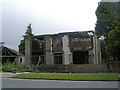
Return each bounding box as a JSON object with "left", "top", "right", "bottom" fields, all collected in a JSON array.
[{"left": 12, "top": 73, "right": 120, "bottom": 80}]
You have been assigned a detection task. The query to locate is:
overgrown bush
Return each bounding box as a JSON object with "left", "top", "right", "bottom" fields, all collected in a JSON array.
[
  {"left": 2, "top": 62, "right": 47, "bottom": 72},
  {"left": 31, "top": 64, "right": 37, "bottom": 71},
  {"left": 2, "top": 62, "right": 28, "bottom": 72},
  {"left": 2, "top": 62, "right": 14, "bottom": 72},
  {"left": 15, "top": 65, "right": 27, "bottom": 72}
]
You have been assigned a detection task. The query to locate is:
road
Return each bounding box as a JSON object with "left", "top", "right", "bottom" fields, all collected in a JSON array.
[{"left": 2, "top": 78, "right": 119, "bottom": 88}]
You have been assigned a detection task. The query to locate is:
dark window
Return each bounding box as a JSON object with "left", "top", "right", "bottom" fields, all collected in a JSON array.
[{"left": 20, "top": 58, "right": 22, "bottom": 65}]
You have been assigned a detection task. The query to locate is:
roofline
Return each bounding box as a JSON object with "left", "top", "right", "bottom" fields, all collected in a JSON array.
[{"left": 33, "top": 30, "right": 94, "bottom": 37}]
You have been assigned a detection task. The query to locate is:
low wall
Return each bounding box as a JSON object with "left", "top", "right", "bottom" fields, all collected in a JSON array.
[
  {"left": 38, "top": 61, "right": 120, "bottom": 73},
  {"left": 38, "top": 64, "right": 108, "bottom": 73},
  {"left": 108, "top": 61, "right": 120, "bottom": 73}
]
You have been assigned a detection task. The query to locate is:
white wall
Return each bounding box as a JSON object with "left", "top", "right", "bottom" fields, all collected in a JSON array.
[
  {"left": 62, "top": 36, "right": 72, "bottom": 65},
  {"left": 15, "top": 56, "right": 25, "bottom": 65},
  {"left": 92, "top": 35, "right": 102, "bottom": 64}
]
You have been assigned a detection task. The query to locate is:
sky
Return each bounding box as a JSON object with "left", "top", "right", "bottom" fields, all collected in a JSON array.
[{"left": 0, "top": 0, "right": 101, "bottom": 50}]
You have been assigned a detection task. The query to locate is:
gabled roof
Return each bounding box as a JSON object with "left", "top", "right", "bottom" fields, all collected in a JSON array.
[{"left": 0, "top": 46, "right": 23, "bottom": 56}]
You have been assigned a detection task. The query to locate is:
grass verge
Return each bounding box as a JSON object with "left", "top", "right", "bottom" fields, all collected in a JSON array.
[{"left": 12, "top": 73, "right": 120, "bottom": 81}]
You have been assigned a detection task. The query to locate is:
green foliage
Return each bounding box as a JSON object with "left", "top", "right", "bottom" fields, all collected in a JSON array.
[
  {"left": 95, "top": 2, "right": 118, "bottom": 35},
  {"left": 105, "top": 26, "right": 120, "bottom": 60},
  {"left": 18, "top": 40, "right": 25, "bottom": 54},
  {"left": 18, "top": 24, "right": 34, "bottom": 54},
  {"left": 2, "top": 62, "right": 28, "bottom": 72},
  {"left": 23, "top": 24, "right": 34, "bottom": 39},
  {"left": 15, "top": 65, "right": 27, "bottom": 72},
  {"left": 95, "top": 2, "right": 120, "bottom": 60},
  {"left": 2, "top": 62, "right": 15, "bottom": 72}
]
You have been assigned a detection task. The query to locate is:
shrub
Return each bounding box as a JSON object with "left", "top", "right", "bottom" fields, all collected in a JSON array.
[
  {"left": 16, "top": 65, "right": 27, "bottom": 72},
  {"left": 2, "top": 62, "right": 15, "bottom": 72},
  {"left": 2, "top": 62, "right": 27, "bottom": 72},
  {"left": 31, "top": 64, "right": 37, "bottom": 71}
]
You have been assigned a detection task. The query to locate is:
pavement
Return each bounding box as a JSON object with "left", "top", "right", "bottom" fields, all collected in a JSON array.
[{"left": 0, "top": 72, "right": 30, "bottom": 78}]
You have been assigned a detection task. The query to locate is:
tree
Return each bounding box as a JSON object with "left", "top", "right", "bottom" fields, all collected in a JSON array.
[
  {"left": 105, "top": 26, "right": 120, "bottom": 60},
  {"left": 95, "top": 2, "right": 118, "bottom": 36},
  {"left": 18, "top": 24, "right": 34, "bottom": 54},
  {"left": 95, "top": 2, "right": 120, "bottom": 61}
]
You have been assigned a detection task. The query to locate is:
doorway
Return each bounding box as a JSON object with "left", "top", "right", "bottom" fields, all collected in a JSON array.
[
  {"left": 73, "top": 51, "right": 89, "bottom": 64},
  {"left": 54, "top": 53, "right": 63, "bottom": 64}
]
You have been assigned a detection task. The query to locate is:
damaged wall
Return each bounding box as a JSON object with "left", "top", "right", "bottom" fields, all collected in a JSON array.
[{"left": 25, "top": 31, "right": 102, "bottom": 66}]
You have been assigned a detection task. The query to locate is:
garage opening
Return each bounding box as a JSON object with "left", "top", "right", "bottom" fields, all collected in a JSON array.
[{"left": 73, "top": 51, "right": 89, "bottom": 64}]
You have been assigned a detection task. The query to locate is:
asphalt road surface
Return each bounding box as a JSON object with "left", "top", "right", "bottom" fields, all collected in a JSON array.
[{"left": 2, "top": 78, "right": 119, "bottom": 88}]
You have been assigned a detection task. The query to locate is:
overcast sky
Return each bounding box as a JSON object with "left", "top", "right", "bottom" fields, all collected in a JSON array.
[{"left": 0, "top": 0, "right": 101, "bottom": 50}]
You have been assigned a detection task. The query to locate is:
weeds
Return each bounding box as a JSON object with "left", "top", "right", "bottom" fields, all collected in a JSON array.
[{"left": 2, "top": 62, "right": 27, "bottom": 72}]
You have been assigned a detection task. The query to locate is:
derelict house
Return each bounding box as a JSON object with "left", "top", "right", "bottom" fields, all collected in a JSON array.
[
  {"left": 25, "top": 31, "right": 102, "bottom": 67},
  {"left": 0, "top": 46, "right": 24, "bottom": 65}
]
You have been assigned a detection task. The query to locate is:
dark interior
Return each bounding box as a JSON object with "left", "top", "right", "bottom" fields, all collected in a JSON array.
[
  {"left": 54, "top": 53, "right": 63, "bottom": 64},
  {"left": 73, "top": 51, "right": 89, "bottom": 64},
  {"left": 32, "top": 37, "right": 45, "bottom": 65}
]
